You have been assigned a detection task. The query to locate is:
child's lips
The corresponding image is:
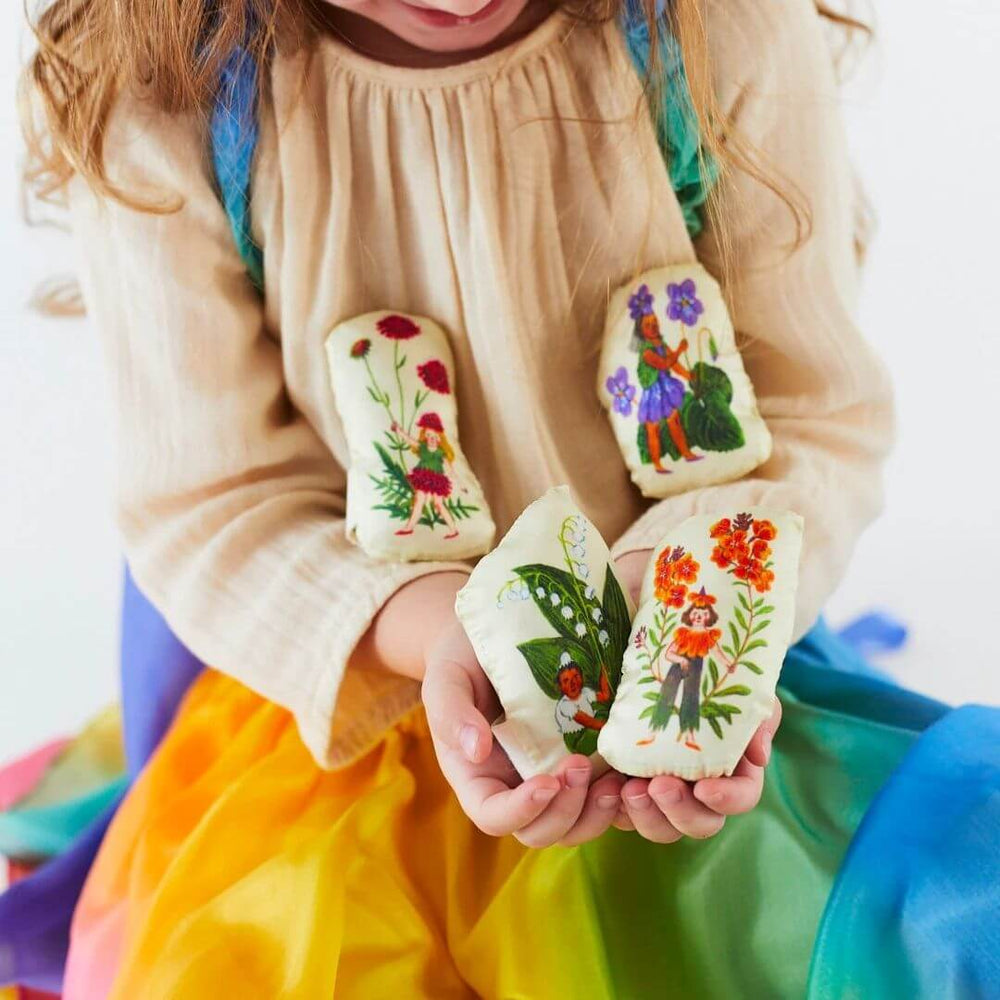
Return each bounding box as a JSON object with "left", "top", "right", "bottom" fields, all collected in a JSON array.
[{"left": 403, "top": 0, "right": 506, "bottom": 28}]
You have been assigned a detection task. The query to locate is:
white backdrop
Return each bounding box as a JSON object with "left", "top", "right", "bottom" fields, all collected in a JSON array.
[{"left": 2, "top": 1, "right": 999, "bottom": 761}]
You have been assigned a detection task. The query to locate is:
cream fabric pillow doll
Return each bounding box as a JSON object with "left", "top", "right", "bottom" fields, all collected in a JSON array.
[
  {"left": 325, "top": 311, "right": 495, "bottom": 562},
  {"left": 598, "top": 263, "right": 772, "bottom": 498},
  {"left": 598, "top": 509, "right": 803, "bottom": 781},
  {"left": 455, "top": 487, "right": 634, "bottom": 779}
]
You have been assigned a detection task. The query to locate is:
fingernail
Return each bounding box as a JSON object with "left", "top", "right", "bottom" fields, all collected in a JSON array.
[
  {"left": 762, "top": 731, "right": 773, "bottom": 765},
  {"left": 460, "top": 725, "right": 479, "bottom": 761},
  {"left": 533, "top": 786, "right": 559, "bottom": 804},
  {"left": 705, "top": 791, "right": 725, "bottom": 806},
  {"left": 652, "top": 787, "right": 683, "bottom": 806},
  {"left": 626, "top": 792, "right": 651, "bottom": 809},
  {"left": 566, "top": 767, "right": 590, "bottom": 789},
  {"left": 597, "top": 794, "right": 620, "bottom": 809}
]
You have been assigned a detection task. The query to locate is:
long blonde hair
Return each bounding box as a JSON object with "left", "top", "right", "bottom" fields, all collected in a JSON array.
[{"left": 21, "top": 0, "right": 869, "bottom": 239}]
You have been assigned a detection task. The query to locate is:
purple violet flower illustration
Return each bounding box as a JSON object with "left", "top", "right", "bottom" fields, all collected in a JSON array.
[
  {"left": 605, "top": 366, "right": 637, "bottom": 417},
  {"left": 628, "top": 284, "right": 655, "bottom": 321},
  {"left": 666, "top": 278, "right": 704, "bottom": 327}
]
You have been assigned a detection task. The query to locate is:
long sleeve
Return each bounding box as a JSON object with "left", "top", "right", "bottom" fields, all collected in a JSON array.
[
  {"left": 70, "top": 97, "right": 468, "bottom": 767},
  {"left": 612, "top": 0, "right": 894, "bottom": 640}
]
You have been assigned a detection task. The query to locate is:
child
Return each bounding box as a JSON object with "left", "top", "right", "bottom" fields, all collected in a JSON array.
[{"left": 9, "top": 0, "right": 998, "bottom": 995}]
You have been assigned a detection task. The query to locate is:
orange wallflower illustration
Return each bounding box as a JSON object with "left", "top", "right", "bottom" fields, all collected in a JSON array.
[
  {"left": 709, "top": 513, "right": 778, "bottom": 595},
  {"left": 654, "top": 546, "right": 701, "bottom": 607},
  {"left": 752, "top": 519, "right": 777, "bottom": 541}
]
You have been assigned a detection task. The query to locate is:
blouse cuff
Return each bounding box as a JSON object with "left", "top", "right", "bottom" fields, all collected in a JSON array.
[{"left": 304, "top": 561, "right": 471, "bottom": 769}]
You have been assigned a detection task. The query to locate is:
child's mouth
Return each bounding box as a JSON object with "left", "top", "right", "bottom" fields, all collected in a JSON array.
[{"left": 403, "top": 0, "right": 506, "bottom": 28}]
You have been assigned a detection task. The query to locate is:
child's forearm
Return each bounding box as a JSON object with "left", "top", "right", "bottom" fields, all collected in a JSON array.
[{"left": 355, "top": 571, "right": 470, "bottom": 681}]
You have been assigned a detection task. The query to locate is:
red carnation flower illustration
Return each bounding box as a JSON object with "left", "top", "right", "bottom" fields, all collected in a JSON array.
[
  {"left": 376, "top": 315, "right": 421, "bottom": 340},
  {"left": 417, "top": 359, "right": 450, "bottom": 395},
  {"left": 417, "top": 411, "right": 444, "bottom": 432},
  {"left": 350, "top": 338, "right": 371, "bottom": 359}
]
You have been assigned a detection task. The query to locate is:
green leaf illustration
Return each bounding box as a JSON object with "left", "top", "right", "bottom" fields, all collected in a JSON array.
[
  {"left": 728, "top": 622, "right": 741, "bottom": 652},
  {"left": 601, "top": 567, "right": 631, "bottom": 690},
  {"left": 514, "top": 564, "right": 596, "bottom": 649},
  {"left": 713, "top": 684, "right": 752, "bottom": 698},
  {"left": 682, "top": 390, "right": 745, "bottom": 453},
  {"left": 701, "top": 701, "right": 741, "bottom": 720},
  {"left": 708, "top": 658, "right": 720, "bottom": 688}
]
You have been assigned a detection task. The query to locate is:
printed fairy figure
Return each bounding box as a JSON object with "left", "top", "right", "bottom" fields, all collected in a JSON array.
[
  {"left": 554, "top": 657, "right": 612, "bottom": 736},
  {"left": 629, "top": 285, "right": 702, "bottom": 473},
  {"left": 644, "top": 587, "right": 733, "bottom": 751},
  {"left": 390, "top": 413, "right": 462, "bottom": 538}
]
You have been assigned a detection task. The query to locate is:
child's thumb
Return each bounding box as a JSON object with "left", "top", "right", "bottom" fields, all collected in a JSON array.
[{"left": 422, "top": 659, "right": 492, "bottom": 765}]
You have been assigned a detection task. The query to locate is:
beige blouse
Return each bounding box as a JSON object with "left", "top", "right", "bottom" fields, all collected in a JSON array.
[{"left": 70, "top": 0, "right": 893, "bottom": 768}]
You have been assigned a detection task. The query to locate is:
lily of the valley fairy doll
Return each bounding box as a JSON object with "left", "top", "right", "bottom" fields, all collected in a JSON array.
[{"left": 5, "top": 0, "right": 1000, "bottom": 995}]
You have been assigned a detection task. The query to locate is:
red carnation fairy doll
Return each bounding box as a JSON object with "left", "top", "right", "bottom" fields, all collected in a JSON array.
[{"left": 391, "top": 412, "right": 463, "bottom": 539}]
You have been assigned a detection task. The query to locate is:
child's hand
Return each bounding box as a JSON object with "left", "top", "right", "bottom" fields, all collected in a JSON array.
[
  {"left": 613, "top": 699, "right": 782, "bottom": 842},
  {"left": 422, "top": 621, "right": 627, "bottom": 847}
]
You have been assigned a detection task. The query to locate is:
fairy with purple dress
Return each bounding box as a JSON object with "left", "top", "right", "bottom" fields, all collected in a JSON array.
[{"left": 607, "top": 279, "right": 746, "bottom": 472}]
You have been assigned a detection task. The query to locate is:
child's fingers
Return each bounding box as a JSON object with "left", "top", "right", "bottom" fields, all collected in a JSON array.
[
  {"left": 621, "top": 778, "right": 684, "bottom": 844},
  {"left": 612, "top": 811, "right": 636, "bottom": 832},
  {"left": 512, "top": 757, "right": 592, "bottom": 848},
  {"left": 647, "top": 776, "right": 725, "bottom": 840},
  {"left": 422, "top": 657, "right": 493, "bottom": 765},
  {"left": 743, "top": 698, "right": 782, "bottom": 768},
  {"left": 691, "top": 757, "right": 764, "bottom": 816},
  {"left": 460, "top": 773, "right": 561, "bottom": 838},
  {"left": 559, "top": 770, "right": 627, "bottom": 847}
]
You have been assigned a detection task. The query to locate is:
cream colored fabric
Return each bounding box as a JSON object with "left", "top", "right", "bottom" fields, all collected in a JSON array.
[
  {"left": 599, "top": 509, "right": 803, "bottom": 780},
  {"left": 325, "top": 311, "right": 495, "bottom": 560},
  {"left": 68, "top": 0, "right": 892, "bottom": 767},
  {"left": 598, "top": 263, "right": 771, "bottom": 496},
  {"left": 456, "top": 487, "right": 633, "bottom": 778}
]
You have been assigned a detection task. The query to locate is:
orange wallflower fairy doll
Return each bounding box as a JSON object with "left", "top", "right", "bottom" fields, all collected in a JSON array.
[{"left": 647, "top": 587, "right": 734, "bottom": 751}]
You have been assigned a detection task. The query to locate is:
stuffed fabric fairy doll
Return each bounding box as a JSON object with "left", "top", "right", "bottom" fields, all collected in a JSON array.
[
  {"left": 326, "top": 311, "right": 495, "bottom": 562},
  {"left": 599, "top": 263, "right": 772, "bottom": 497},
  {"left": 599, "top": 509, "right": 803, "bottom": 780},
  {"left": 456, "top": 487, "right": 634, "bottom": 778}
]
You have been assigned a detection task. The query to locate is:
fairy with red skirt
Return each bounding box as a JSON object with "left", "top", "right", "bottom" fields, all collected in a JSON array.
[{"left": 391, "top": 412, "right": 462, "bottom": 539}]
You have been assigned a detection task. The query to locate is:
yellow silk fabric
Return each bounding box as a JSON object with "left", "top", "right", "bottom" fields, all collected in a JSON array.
[{"left": 68, "top": 670, "right": 608, "bottom": 999}]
